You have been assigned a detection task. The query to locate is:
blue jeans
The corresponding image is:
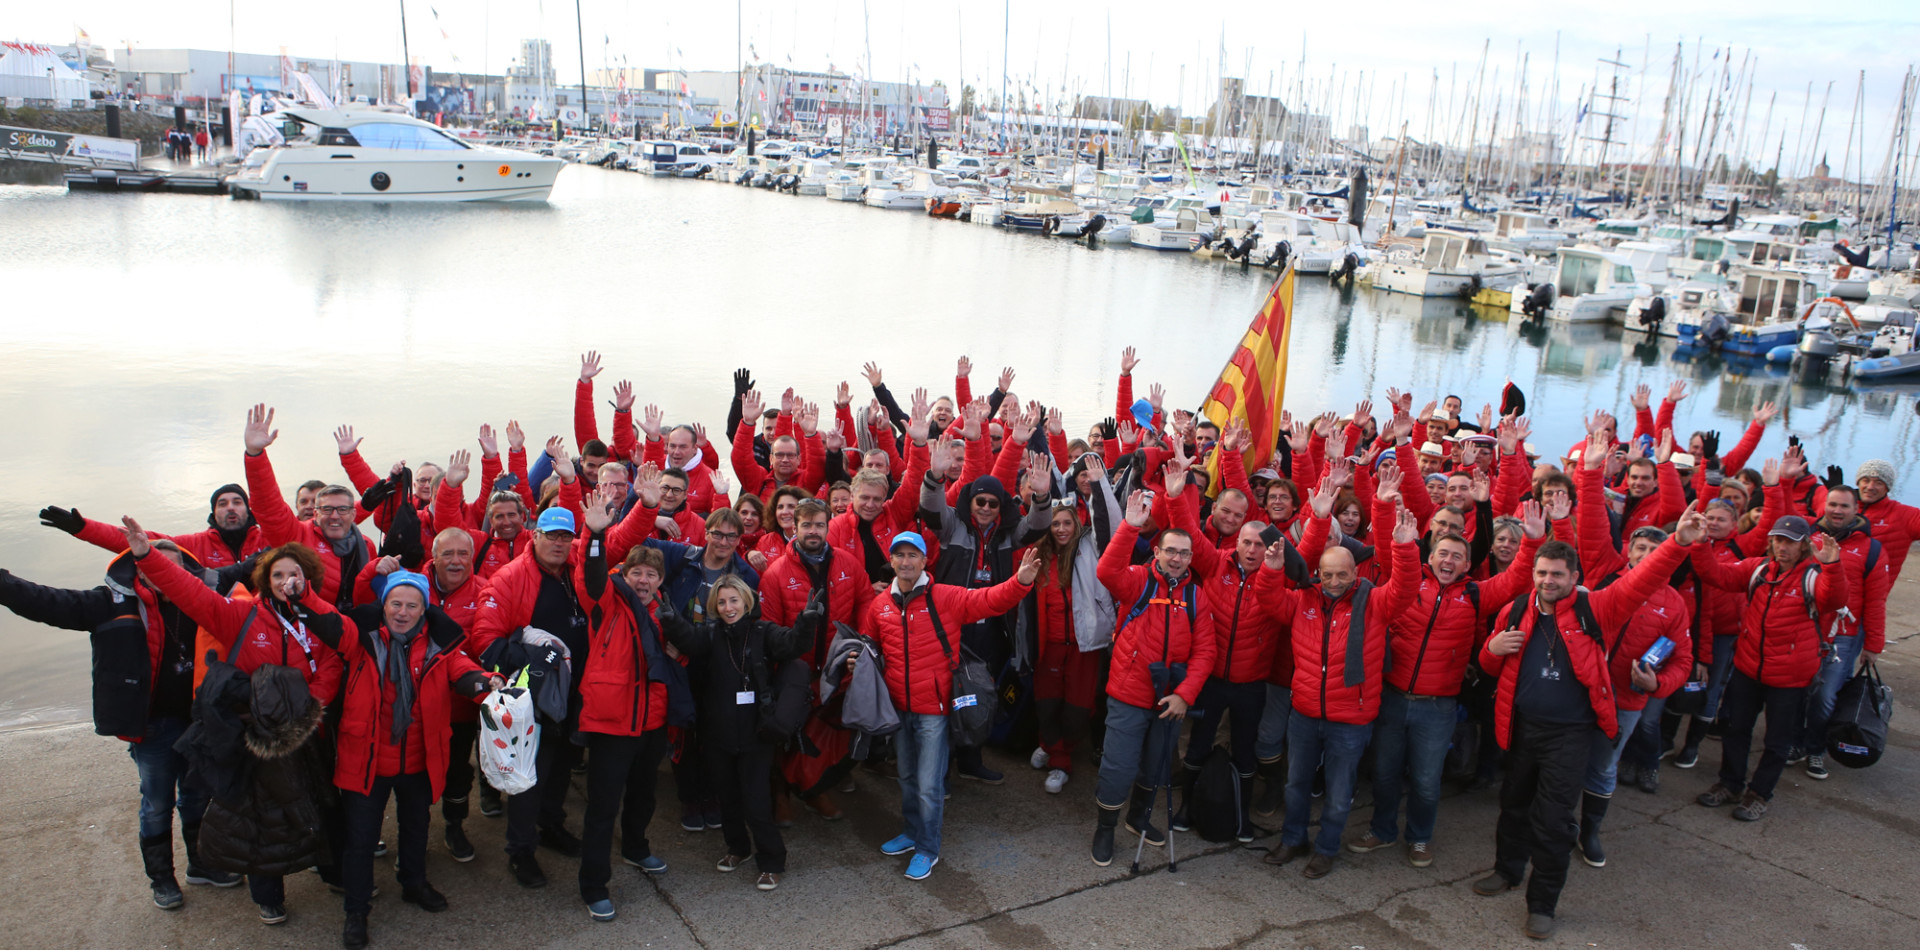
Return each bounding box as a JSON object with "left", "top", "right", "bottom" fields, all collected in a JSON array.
[
  {"left": 1095, "top": 700, "right": 1177, "bottom": 808},
  {"left": 1802, "top": 634, "right": 1863, "bottom": 753},
  {"left": 1369, "top": 691, "right": 1456, "bottom": 845},
  {"left": 895, "top": 712, "right": 949, "bottom": 858},
  {"left": 1583, "top": 708, "right": 1644, "bottom": 796},
  {"left": 1255, "top": 684, "right": 1293, "bottom": 762},
  {"left": 1282, "top": 712, "right": 1372, "bottom": 856},
  {"left": 129, "top": 716, "right": 206, "bottom": 839},
  {"left": 1701, "top": 635, "right": 1740, "bottom": 720}
]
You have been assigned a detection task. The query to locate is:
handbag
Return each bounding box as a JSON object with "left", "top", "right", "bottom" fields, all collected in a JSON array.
[
  {"left": 1826, "top": 657, "right": 1892, "bottom": 769},
  {"left": 924, "top": 591, "right": 997, "bottom": 748}
]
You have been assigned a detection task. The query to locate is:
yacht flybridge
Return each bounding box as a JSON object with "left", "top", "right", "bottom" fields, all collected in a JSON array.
[{"left": 228, "top": 107, "right": 564, "bottom": 202}]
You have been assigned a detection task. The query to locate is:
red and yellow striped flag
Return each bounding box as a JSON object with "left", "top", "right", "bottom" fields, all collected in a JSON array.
[{"left": 1199, "top": 265, "right": 1296, "bottom": 496}]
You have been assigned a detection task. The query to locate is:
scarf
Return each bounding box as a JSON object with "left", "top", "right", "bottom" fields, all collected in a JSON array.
[
  {"left": 368, "top": 620, "right": 423, "bottom": 747},
  {"left": 330, "top": 530, "right": 370, "bottom": 611}
]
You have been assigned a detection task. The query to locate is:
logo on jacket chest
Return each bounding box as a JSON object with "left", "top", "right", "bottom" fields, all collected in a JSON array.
[{"left": 1301, "top": 607, "right": 1319, "bottom": 621}]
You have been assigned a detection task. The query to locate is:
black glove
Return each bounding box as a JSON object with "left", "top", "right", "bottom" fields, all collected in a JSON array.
[
  {"left": 359, "top": 479, "right": 397, "bottom": 510},
  {"left": 1700, "top": 430, "right": 1721, "bottom": 460},
  {"left": 38, "top": 505, "right": 84, "bottom": 535},
  {"left": 1100, "top": 416, "right": 1118, "bottom": 441},
  {"left": 1823, "top": 465, "right": 1846, "bottom": 490},
  {"left": 733, "top": 367, "right": 756, "bottom": 396}
]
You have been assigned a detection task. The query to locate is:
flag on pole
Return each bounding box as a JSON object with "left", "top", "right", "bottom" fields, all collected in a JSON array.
[{"left": 1199, "top": 265, "right": 1296, "bottom": 497}]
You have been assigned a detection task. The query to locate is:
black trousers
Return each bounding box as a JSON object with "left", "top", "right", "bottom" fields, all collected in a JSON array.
[
  {"left": 577, "top": 730, "right": 668, "bottom": 904},
  {"left": 1184, "top": 677, "right": 1266, "bottom": 775},
  {"left": 505, "top": 718, "right": 580, "bottom": 857},
  {"left": 1718, "top": 670, "right": 1805, "bottom": 801},
  {"left": 443, "top": 722, "right": 477, "bottom": 823},
  {"left": 706, "top": 744, "right": 785, "bottom": 872},
  {"left": 342, "top": 771, "right": 432, "bottom": 917},
  {"left": 674, "top": 727, "right": 711, "bottom": 809},
  {"left": 1494, "top": 715, "right": 1597, "bottom": 916}
]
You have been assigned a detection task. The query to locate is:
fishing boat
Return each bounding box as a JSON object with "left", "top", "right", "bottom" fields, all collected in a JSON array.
[
  {"left": 227, "top": 107, "right": 563, "bottom": 202},
  {"left": 1675, "top": 269, "right": 1817, "bottom": 355}
]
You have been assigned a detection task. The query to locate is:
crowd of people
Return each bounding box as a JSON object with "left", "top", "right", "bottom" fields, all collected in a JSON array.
[{"left": 1, "top": 350, "right": 1910, "bottom": 946}]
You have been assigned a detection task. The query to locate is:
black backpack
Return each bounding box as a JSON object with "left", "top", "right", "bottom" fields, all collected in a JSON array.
[{"left": 1186, "top": 745, "right": 1242, "bottom": 843}]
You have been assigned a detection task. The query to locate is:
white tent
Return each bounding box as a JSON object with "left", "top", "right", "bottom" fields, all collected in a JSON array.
[{"left": 0, "top": 41, "right": 92, "bottom": 102}]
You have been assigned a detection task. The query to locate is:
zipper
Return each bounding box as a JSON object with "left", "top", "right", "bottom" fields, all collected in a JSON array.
[
  {"left": 1404, "top": 581, "right": 1444, "bottom": 693},
  {"left": 1318, "top": 599, "right": 1333, "bottom": 718}
]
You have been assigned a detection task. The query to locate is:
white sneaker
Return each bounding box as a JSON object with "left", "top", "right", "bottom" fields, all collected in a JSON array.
[
  {"left": 1045, "top": 769, "right": 1069, "bottom": 794},
  {"left": 1029, "top": 747, "right": 1050, "bottom": 770}
]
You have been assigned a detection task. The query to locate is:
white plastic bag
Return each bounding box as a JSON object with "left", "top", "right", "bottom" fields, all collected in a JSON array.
[{"left": 478, "top": 686, "right": 540, "bottom": 795}]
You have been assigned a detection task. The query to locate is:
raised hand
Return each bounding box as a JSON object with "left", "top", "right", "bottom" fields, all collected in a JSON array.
[
  {"left": 613, "top": 380, "right": 635, "bottom": 413},
  {"left": 823, "top": 427, "right": 846, "bottom": 453},
  {"left": 1163, "top": 440, "right": 1192, "bottom": 495},
  {"left": 1025, "top": 451, "right": 1053, "bottom": 497},
  {"left": 477, "top": 424, "right": 499, "bottom": 458},
  {"left": 959, "top": 399, "right": 986, "bottom": 441},
  {"left": 634, "top": 462, "right": 663, "bottom": 508},
  {"left": 547, "top": 438, "right": 576, "bottom": 481},
  {"left": 1812, "top": 532, "right": 1841, "bottom": 564},
  {"left": 246, "top": 405, "right": 279, "bottom": 455},
  {"left": 1582, "top": 432, "right": 1608, "bottom": 471},
  {"left": 446, "top": 449, "right": 471, "bottom": 488},
  {"left": 733, "top": 367, "right": 756, "bottom": 396},
  {"left": 582, "top": 484, "right": 620, "bottom": 533},
  {"left": 861, "top": 362, "right": 884, "bottom": 388},
  {"left": 906, "top": 388, "right": 933, "bottom": 444},
  {"left": 1147, "top": 382, "right": 1165, "bottom": 412},
  {"left": 1354, "top": 398, "right": 1373, "bottom": 424},
  {"left": 331, "top": 423, "right": 360, "bottom": 455},
  {"left": 740, "top": 389, "right": 765, "bottom": 422},
  {"left": 1471, "top": 467, "right": 1491, "bottom": 502},
  {"left": 1287, "top": 421, "right": 1311, "bottom": 454},
  {"left": 1782, "top": 445, "right": 1809, "bottom": 482},
  {"left": 1015, "top": 547, "right": 1042, "bottom": 585},
  {"left": 1753, "top": 401, "right": 1779, "bottom": 425},
  {"left": 997, "top": 365, "right": 1016, "bottom": 393},
  {"left": 1308, "top": 475, "right": 1337, "bottom": 519},
  {"left": 1119, "top": 346, "right": 1140, "bottom": 376},
  {"left": 506, "top": 420, "right": 526, "bottom": 452},
  {"left": 1046, "top": 406, "right": 1064, "bottom": 435},
  {"left": 1675, "top": 509, "right": 1706, "bottom": 545},
  {"left": 1417, "top": 400, "right": 1438, "bottom": 425},
  {"left": 121, "top": 516, "right": 152, "bottom": 558},
  {"left": 1264, "top": 540, "right": 1289, "bottom": 570},
  {"left": 1124, "top": 490, "right": 1152, "bottom": 527},
  {"left": 1375, "top": 458, "right": 1403, "bottom": 502},
  {"left": 1324, "top": 456, "right": 1353, "bottom": 489},
  {"left": 1630, "top": 383, "right": 1652, "bottom": 411},
  {"left": 37, "top": 505, "right": 84, "bottom": 535},
  {"left": 1084, "top": 453, "right": 1109, "bottom": 484},
  {"left": 1655, "top": 429, "right": 1674, "bottom": 464},
  {"left": 690, "top": 422, "right": 708, "bottom": 448},
  {"left": 1477, "top": 403, "right": 1494, "bottom": 431},
  {"left": 1667, "top": 380, "right": 1690, "bottom": 404},
  {"left": 708, "top": 467, "right": 731, "bottom": 496},
  {"left": 779, "top": 388, "right": 796, "bottom": 417},
  {"left": 1010, "top": 404, "right": 1038, "bottom": 444},
  {"left": 1392, "top": 506, "right": 1420, "bottom": 544},
  {"left": 640, "top": 404, "right": 664, "bottom": 440},
  {"left": 956, "top": 355, "right": 973, "bottom": 378},
  {"left": 797, "top": 402, "right": 821, "bottom": 437},
  {"left": 579, "top": 351, "right": 603, "bottom": 382},
  {"left": 1223, "top": 417, "right": 1252, "bottom": 453},
  {"left": 1521, "top": 499, "right": 1547, "bottom": 539},
  {"left": 835, "top": 380, "right": 852, "bottom": 407},
  {"left": 1116, "top": 420, "right": 1142, "bottom": 446}
]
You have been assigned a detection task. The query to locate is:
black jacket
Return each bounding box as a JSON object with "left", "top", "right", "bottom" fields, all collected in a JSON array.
[
  {"left": 663, "top": 603, "right": 818, "bottom": 753},
  {"left": 181, "top": 663, "right": 334, "bottom": 877}
]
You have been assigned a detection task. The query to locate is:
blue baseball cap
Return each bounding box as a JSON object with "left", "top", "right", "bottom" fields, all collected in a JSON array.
[
  {"left": 536, "top": 507, "right": 577, "bottom": 534},
  {"left": 384, "top": 570, "right": 432, "bottom": 602},
  {"left": 1130, "top": 398, "right": 1156, "bottom": 429},
  {"left": 889, "top": 531, "right": 927, "bottom": 555}
]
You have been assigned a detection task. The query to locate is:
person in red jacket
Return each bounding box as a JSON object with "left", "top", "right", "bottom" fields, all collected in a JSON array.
[
  {"left": 125, "top": 523, "right": 345, "bottom": 926},
  {"left": 321, "top": 570, "right": 500, "bottom": 949},
  {"left": 857, "top": 533, "right": 1036, "bottom": 881},
  {"left": 1261, "top": 499, "right": 1422, "bottom": 880},
  {"left": 431, "top": 450, "right": 534, "bottom": 583},
  {"left": 1088, "top": 481, "right": 1220, "bottom": 867},
  {"left": 1572, "top": 523, "right": 1694, "bottom": 870},
  {"left": 1854, "top": 459, "right": 1919, "bottom": 581},
  {"left": 242, "top": 405, "right": 377, "bottom": 612},
  {"left": 1350, "top": 469, "right": 1545, "bottom": 872},
  {"left": 43, "top": 482, "right": 267, "bottom": 570},
  {"left": 1470, "top": 519, "right": 1699, "bottom": 940},
  {"left": 1688, "top": 512, "right": 1846, "bottom": 821},
  {"left": 1795, "top": 484, "right": 1889, "bottom": 780}
]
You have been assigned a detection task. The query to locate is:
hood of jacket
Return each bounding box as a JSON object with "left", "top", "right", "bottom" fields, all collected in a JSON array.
[{"left": 245, "top": 664, "right": 324, "bottom": 760}]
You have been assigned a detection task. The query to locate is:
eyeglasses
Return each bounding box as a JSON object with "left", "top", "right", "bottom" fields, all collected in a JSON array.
[
  {"left": 316, "top": 505, "right": 354, "bottom": 515},
  {"left": 660, "top": 485, "right": 687, "bottom": 495},
  {"left": 707, "top": 531, "right": 740, "bottom": 542},
  {"left": 1159, "top": 549, "right": 1194, "bottom": 559},
  {"left": 772, "top": 451, "right": 800, "bottom": 460},
  {"left": 972, "top": 497, "right": 1001, "bottom": 508}
]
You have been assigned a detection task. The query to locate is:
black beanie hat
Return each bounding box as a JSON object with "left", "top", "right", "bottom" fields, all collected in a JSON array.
[{"left": 209, "top": 483, "right": 250, "bottom": 512}]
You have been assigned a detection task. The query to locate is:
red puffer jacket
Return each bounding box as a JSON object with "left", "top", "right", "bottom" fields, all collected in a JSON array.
[
  {"left": 1387, "top": 535, "right": 1538, "bottom": 698},
  {"left": 430, "top": 477, "right": 535, "bottom": 582},
  {"left": 1171, "top": 488, "right": 1283, "bottom": 683},
  {"left": 574, "top": 572, "right": 672, "bottom": 736},
  {"left": 1858, "top": 494, "right": 1920, "bottom": 581},
  {"left": 136, "top": 548, "right": 343, "bottom": 708},
  {"left": 1690, "top": 547, "right": 1849, "bottom": 688},
  {"left": 245, "top": 450, "right": 376, "bottom": 609},
  {"left": 758, "top": 542, "right": 872, "bottom": 669},
  {"left": 827, "top": 443, "right": 933, "bottom": 565},
  {"left": 329, "top": 606, "right": 489, "bottom": 798},
  {"left": 468, "top": 538, "right": 586, "bottom": 660},
  {"left": 1818, "top": 518, "right": 1891, "bottom": 653},
  {"left": 863, "top": 574, "right": 1032, "bottom": 715},
  {"left": 1481, "top": 540, "right": 1690, "bottom": 747},
  {"left": 1096, "top": 521, "right": 1217, "bottom": 710},
  {"left": 1596, "top": 582, "right": 1692, "bottom": 712},
  {"left": 75, "top": 517, "right": 267, "bottom": 571},
  {"left": 641, "top": 437, "right": 727, "bottom": 514},
  {"left": 1267, "top": 523, "right": 1419, "bottom": 724}
]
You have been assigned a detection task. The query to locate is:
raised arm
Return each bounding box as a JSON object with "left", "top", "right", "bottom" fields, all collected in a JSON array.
[
  {"left": 242, "top": 405, "right": 303, "bottom": 546},
  {"left": 1576, "top": 464, "right": 1628, "bottom": 581}
]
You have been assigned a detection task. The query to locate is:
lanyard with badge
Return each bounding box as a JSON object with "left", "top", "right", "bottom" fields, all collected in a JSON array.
[
  {"left": 726, "top": 627, "right": 754, "bottom": 706},
  {"left": 275, "top": 610, "right": 319, "bottom": 673}
]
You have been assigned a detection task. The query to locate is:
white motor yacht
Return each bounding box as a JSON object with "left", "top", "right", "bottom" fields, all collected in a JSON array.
[
  {"left": 1515, "top": 245, "right": 1653, "bottom": 324},
  {"left": 227, "top": 107, "right": 563, "bottom": 202},
  {"left": 1374, "top": 230, "right": 1525, "bottom": 297}
]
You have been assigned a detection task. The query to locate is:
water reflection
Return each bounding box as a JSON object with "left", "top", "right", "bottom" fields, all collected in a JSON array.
[{"left": 0, "top": 168, "right": 1914, "bottom": 726}]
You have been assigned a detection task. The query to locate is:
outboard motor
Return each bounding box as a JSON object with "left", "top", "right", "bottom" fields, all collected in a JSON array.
[
  {"left": 1701, "top": 312, "right": 1731, "bottom": 348},
  {"left": 1521, "top": 282, "right": 1555, "bottom": 319},
  {"left": 1264, "top": 239, "right": 1293, "bottom": 271},
  {"left": 1331, "top": 251, "right": 1360, "bottom": 283},
  {"left": 1636, "top": 296, "right": 1668, "bottom": 332},
  {"left": 1457, "top": 274, "right": 1484, "bottom": 300},
  {"left": 1083, "top": 214, "right": 1106, "bottom": 245},
  {"left": 1229, "top": 232, "right": 1258, "bottom": 263}
]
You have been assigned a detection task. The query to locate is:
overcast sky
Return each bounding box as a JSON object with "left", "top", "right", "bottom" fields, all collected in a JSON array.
[{"left": 24, "top": 0, "right": 1918, "bottom": 173}]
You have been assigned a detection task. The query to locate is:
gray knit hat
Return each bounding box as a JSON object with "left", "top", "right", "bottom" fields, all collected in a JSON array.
[{"left": 1857, "top": 459, "right": 1896, "bottom": 485}]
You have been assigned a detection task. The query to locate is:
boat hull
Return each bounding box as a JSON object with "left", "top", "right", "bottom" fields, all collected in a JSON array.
[
  {"left": 230, "top": 148, "right": 562, "bottom": 202},
  {"left": 1677, "top": 322, "right": 1801, "bottom": 356}
]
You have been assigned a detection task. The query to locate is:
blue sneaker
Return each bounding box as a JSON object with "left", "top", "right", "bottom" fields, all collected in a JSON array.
[
  {"left": 880, "top": 834, "right": 916, "bottom": 856},
  {"left": 586, "top": 899, "right": 616, "bottom": 922},
  {"left": 622, "top": 853, "right": 668, "bottom": 874},
  {"left": 904, "top": 853, "right": 939, "bottom": 880}
]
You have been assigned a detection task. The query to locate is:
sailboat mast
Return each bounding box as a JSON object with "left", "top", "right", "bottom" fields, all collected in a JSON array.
[
  {"left": 399, "top": 0, "right": 414, "bottom": 99},
  {"left": 574, "top": 0, "right": 589, "bottom": 131}
]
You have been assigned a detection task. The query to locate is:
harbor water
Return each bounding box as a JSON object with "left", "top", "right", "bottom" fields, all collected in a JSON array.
[{"left": 0, "top": 166, "right": 1914, "bottom": 727}]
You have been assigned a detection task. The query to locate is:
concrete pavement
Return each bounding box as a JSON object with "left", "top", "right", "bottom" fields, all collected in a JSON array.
[{"left": 5, "top": 577, "right": 1917, "bottom": 950}]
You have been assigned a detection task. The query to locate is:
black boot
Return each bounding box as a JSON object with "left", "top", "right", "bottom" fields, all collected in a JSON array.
[
  {"left": 1123, "top": 784, "right": 1165, "bottom": 847},
  {"left": 180, "top": 822, "right": 240, "bottom": 887},
  {"left": 1236, "top": 774, "right": 1257, "bottom": 843},
  {"left": 1577, "top": 792, "right": 1609, "bottom": 868},
  {"left": 1676, "top": 716, "right": 1712, "bottom": 769},
  {"left": 1091, "top": 807, "right": 1120, "bottom": 867},
  {"left": 1169, "top": 760, "right": 1197, "bottom": 832},
  {"left": 1253, "top": 759, "right": 1285, "bottom": 817},
  {"left": 140, "top": 833, "right": 183, "bottom": 910},
  {"left": 342, "top": 912, "right": 369, "bottom": 949}
]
